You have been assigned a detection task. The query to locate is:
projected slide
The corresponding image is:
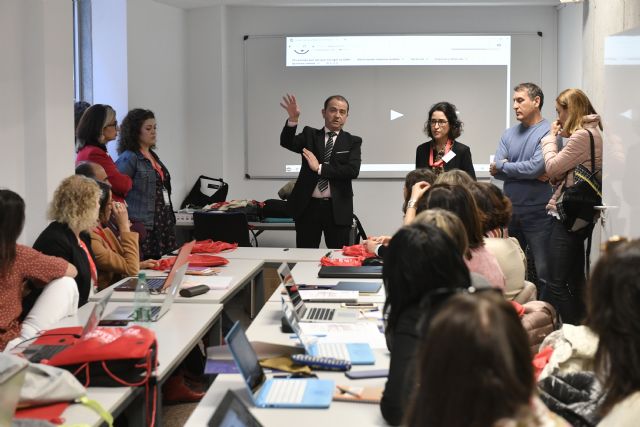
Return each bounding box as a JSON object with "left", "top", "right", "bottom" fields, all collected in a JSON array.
[{"left": 244, "top": 34, "right": 540, "bottom": 179}]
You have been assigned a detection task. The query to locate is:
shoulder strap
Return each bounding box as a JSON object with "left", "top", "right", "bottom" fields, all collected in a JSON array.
[{"left": 585, "top": 129, "right": 596, "bottom": 172}]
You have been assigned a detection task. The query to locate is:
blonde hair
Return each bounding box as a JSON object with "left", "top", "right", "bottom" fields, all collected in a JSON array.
[
  {"left": 48, "top": 175, "right": 100, "bottom": 233},
  {"left": 414, "top": 209, "right": 469, "bottom": 258},
  {"left": 556, "top": 88, "right": 602, "bottom": 135},
  {"left": 434, "top": 169, "right": 475, "bottom": 186}
]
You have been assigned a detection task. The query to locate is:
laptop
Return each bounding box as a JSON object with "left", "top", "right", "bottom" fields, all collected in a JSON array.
[
  {"left": 225, "top": 321, "right": 334, "bottom": 408},
  {"left": 208, "top": 390, "right": 263, "bottom": 427},
  {"left": 317, "top": 265, "right": 383, "bottom": 279},
  {"left": 23, "top": 289, "right": 113, "bottom": 363},
  {"left": 277, "top": 263, "right": 357, "bottom": 323},
  {"left": 114, "top": 240, "right": 195, "bottom": 292},
  {"left": 103, "top": 241, "right": 194, "bottom": 322},
  {"left": 282, "top": 299, "right": 375, "bottom": 365}
]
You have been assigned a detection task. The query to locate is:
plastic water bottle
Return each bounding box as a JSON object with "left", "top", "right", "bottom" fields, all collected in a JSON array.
[{"left": 133, "top": 272, "right": 152, "bottom": 325}]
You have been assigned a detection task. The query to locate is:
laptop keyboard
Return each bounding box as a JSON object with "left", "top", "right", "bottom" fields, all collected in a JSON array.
[
  {"left": 306, "top": 307, "right": 335, "bottom": 321},
  {"left": 128, "top": 305, "right": 161, "bottom": 319},
  {"left": 147, "top": 278, "right": 166, "bottom": 290},
  {"left": 264, "top": 379, "right": 306, "bottom": 404},
  {"left": 26, "top": 345, "right": 67, "bottom": 363},
  {"left": 317, "top": 343, "right": 349, "bottom": 361}
]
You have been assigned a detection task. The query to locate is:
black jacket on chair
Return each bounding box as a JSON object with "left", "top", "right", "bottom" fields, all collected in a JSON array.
[
  {"left": 23, "top": 221, "right": 94, "bottom": 316},
  {"left": 415, "top": 139, "right": 476, "bottom": 180},
  {"left": 280, "top": 123, "right": 362, "bottom": 226}
]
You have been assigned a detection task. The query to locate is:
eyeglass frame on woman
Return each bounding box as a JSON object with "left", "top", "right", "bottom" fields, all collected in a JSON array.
[{"left": 430, "top": 119, "right": 449, "bottom": 127}]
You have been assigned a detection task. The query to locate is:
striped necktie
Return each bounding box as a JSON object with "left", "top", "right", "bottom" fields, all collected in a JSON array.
[{"left": 317, "top": 132, "right": 336, "bottom": 192}]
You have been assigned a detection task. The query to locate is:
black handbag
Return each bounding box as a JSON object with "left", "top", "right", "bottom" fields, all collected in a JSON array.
[
  {"left": 180, "top": 175, "right": 228, "bottom": 209},
  {"left": 556, "top": 129, "right": 601, "bottom": 233}
]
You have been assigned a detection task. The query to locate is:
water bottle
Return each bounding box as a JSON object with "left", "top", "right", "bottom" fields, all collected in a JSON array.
[{"left": 133, "top": 272, "right": 152, "bottom": 325}]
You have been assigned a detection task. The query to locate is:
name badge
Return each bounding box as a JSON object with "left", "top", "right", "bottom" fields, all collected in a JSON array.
[
  {"left": 162, "top": 188, "right": 171, "bottom": 206},
  {"left": 442, "top": 151, "right": 456, "bottom": 163}
]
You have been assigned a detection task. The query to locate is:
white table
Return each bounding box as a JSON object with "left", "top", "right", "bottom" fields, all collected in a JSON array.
[
  {"left": 58, "top": 301, "right": 223, "bottom": 426},
  {"left": 185, "top": 297, "right": 390, "bottom": 426},
  {"left": 215, "top": 247, "right": 331, "bottom": 264},
  {"left": 90, "top": 258, "right": 265, "bottom": 317}
]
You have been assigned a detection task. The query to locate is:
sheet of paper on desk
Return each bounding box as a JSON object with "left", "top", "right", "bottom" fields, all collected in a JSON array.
[
  {"left": 298, "top": 289, "right": 358, "bottom": 302},
  {"left": 299, "top": 322, "right": 387, "bottom": 349},
  {"left": 181, "top": 275, "right": 233, "bottom": 290}
]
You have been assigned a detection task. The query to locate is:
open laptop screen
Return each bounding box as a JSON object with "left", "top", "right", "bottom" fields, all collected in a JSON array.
[{"left": 226, "top": 322, "right": 266, "bottom": 395}]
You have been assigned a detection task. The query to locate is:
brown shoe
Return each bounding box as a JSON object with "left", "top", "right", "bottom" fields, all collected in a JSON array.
[{"left": 162, "top": 374, "right": 205, "bottom": 404}]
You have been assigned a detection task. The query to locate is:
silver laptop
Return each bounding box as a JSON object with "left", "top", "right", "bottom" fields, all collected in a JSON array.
[{"left": 277, "top": 263, "right": 357, "bottom": 323}]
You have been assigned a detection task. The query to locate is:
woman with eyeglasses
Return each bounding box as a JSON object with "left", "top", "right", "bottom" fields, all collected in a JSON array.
[
  {"left": 406, "top": 291, "right": 568, "bottom": 427},
  {"left": 76, "top": 104, "right": 132, "bottom": 202},
  {"left": 415, "top": 101, "right": 476, "bottom": 180},
  {"left": 380, "top": 222, "right": 470, "bottom": 425},
  {"left": 116, "top": 109, "right": 176, "bottom": 260},
  {"left": 540, "top": 89, "right": 603, "bottom": 325},
  {"left": 585, "top": 238, "right": 640, "bottom": 426}
]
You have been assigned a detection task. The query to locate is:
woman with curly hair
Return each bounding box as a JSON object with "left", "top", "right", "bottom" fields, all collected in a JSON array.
[
  {"left": 25, "top": 175, "right": 101, "bottom": 313},
  {"left": 1, "top": 189, "right": 78, "bottom": 351},
  {"left": 415, "top": 101, "right": 476, "bottom": 179},
  {"left": 75, "top": 104, "right": 132, "bottom": 202},
  {"left": 116, "top": 109, "right": 176, "bottom": 259}
]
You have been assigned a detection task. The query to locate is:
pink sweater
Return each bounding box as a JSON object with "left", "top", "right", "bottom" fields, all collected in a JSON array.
[
  {"left": 465, "top": 245, "right": 506, "bottom": 290},
  {"left": 541, "top": 114, "right": 603, "bottom": 211}
]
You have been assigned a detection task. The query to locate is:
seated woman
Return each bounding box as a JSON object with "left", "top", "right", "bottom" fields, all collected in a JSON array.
[
  {"left": 381, "top": 222, "right": 470, "bottom": 425},
  {"left": 25, "top": 175, "right": 101, "bottom": 313},
  {"left": 91, "top": 181, "right": 158, "bottom": 290},
  {"left": 1, "top": 190, "right": 78, "bottom": 352},
  {"left": 415, "top": 101, "right": 476, "bottom": 179},
  {"left": 418, "top": 183, "right": 506, "bottom": 290},
  {"left": 364, "top": 168, "right": 436, "bottom": 256},
  {"left": 586, "top": 238, "right": 640, "bottom": 426},
  {"left": 406, "top": 291, "right": 568, "bottom": 427},
  {"left": 470, "top": 182, "right": 530, "bottom": 302}
]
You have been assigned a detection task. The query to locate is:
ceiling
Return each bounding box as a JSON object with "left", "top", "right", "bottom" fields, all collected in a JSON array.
[{"left": 155, "top": 0, "right": 564, "bottom": 9}]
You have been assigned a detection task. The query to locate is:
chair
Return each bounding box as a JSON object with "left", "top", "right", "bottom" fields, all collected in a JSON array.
[{"left": 193, "top": 212, "right": 252, "bottom": 247}]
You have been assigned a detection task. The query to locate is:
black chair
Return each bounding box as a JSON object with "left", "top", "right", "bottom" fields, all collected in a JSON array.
[{"left": 193, "top": 212, "right": 252, "bottom": 247}]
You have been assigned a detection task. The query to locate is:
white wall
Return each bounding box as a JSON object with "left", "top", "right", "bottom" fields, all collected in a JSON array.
[
  {"left": 126, "top": 0, "right": 188, "bottom": 206},
  {"left": 557, "top": 2, "right": 583, "bottom": 90},
  {"left": 182, "top": 5, "right": 558, "bottom": 246},
  {"left": 0, "top": 0, "right": 74, "bottom": 244}
]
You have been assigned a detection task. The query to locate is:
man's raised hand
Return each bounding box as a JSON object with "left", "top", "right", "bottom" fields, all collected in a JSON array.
[{"left": 280, "top": 93, "right": 300, "bottom": 122}]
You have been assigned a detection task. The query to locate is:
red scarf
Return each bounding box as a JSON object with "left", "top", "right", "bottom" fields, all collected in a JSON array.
[
  {"left": 428, "top": 139, "right": 453, "bottom": 169},
  {"left": 93, "top": 226, "right": 116, "bottom": 252},
  {"left": 78, "top": 238, "right": 97, "bottom": 287}
]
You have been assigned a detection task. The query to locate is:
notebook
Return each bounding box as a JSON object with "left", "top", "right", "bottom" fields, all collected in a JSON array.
[
  {"left": 282, "top": 300, "right": 375, "bottom": 365},
  {"left": 114, "top": 240, "right": 195, "bottom": 292},
  {"left": 333, "top": 281, "right": 382, "bottom": 294},
  {"left": 207, "top": 390, "right": 263, "bottom": 427},
  {"left": 277, "top": 263, "right": 357, "bottom": 323},
  {"left": 225, "top": 321, "right": 334, "bottom": 408},
  {"left": 103, "top": 241, "right": 194, "bottom": 322},
  {"left": 23, "top": 289, "right": 113, "bottom": 363},
  {"left": 317, "top": 266, "right": 383, "bottom": 279}
]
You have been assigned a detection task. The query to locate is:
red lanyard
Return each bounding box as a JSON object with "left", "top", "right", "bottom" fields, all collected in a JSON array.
[
  {"left": 142, "top": 151, "right": 165, "bottom": 181},
  {"left": 78, "top": 238, "right": 97, "bottom": 287},
  {"left": 428, "top": 139, "right": 453, "bottom": 168},
  {"left": 93, "top": 226, "right": 115, "bottom": 252}
]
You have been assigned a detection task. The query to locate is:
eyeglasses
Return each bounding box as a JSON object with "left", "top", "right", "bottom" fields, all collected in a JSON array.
[
  {"left": 430, "top": 119, "right": 449, "bottom": 127},
  {"left": 104, "top": 121, "right": 118, "bottom": 129}
]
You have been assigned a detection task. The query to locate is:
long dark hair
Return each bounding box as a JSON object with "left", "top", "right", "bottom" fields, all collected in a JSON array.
[
  {"left": 423, "top": 101, "right": 463, "bottom": 140},
  {"left": 0, "top": 189, "right": 26, "bottom": 277},
  {"left": 75, "top": 104, "right": 115, "bottom": 152},
  {"left": 118, "top": 108, "right": 155, "bottom": 154},
  {"left": 469, "top": 182, "right": 512, "bottom": 234},
  {"left": 383, "top": 222, "right": 470, "bottom": 333},
  {"left": 406, "top": 292, "right": 534, "bottom": 427},
  {"left": 586, "top": 239, "right": 640, "bottom": 415}
]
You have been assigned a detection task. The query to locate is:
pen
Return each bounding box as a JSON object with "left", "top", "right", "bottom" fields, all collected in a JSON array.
[
  {"left": 325, "top": 251, "right": 332, "bottom": 258},
  {"left": 337, "top": 386, "right": 362, "bottom": 398}
]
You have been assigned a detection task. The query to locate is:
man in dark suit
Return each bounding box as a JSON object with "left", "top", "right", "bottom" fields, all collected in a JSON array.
[{"left": 280, "top": 94, "right": 362, "bottom": 248}]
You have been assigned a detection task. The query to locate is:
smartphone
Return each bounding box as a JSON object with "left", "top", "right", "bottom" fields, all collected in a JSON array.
[
  {"left": 98, "top": 319, "right": 129, "bottom": 327},
  {"left": 345, "top": 369, "right": 389, "bottom": 379},
  {"left": 341, "top": 302, "right": 377, "bottom": 309}
]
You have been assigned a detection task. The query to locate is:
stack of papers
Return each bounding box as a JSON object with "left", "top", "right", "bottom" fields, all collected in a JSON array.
[{"left": 298, "top": 289, "right": 358, "bottom": 302}]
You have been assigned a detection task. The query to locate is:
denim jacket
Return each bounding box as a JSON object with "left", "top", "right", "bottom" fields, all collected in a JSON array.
[{"left": 116, "top": 149, "right": 172, "bottom": 228}]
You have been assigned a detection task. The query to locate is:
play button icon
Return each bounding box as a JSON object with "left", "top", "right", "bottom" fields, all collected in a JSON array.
[{"left": 390, "top": 109, "right": 404, "bottom": 121}]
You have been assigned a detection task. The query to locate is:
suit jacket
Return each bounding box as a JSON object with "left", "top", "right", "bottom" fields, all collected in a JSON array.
[
  {"left": 415, "top": 139, "right": 476, "bottom": 180},
  {"left": 280, "top": 123, "right": 362, "bottom": 225},
  {"left": 25, "top": 222, "right": 94, "bottom": 314},
  {"left": 90, "top": 227, "right": 140, "bottom": 291}
]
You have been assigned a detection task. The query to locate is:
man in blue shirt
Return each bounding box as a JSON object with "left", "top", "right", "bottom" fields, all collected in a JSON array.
[{"left": 490, "top": 83, "right": 552, "bottom": 295}]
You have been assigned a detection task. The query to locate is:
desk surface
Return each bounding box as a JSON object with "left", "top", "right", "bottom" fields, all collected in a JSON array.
[
  {"left": 185, "top": 298, "right": 390, "bottom": 426},
  {"left": 58, "top": 301, "right": 223, "bottom": 425},
  {"left": 90, "top": 258, "right": 263, "bottom": 305}
]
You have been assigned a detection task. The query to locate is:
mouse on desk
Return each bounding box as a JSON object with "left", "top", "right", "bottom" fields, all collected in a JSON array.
[{"left": 362, "top": 257, "right": 383, "bottom": 266}]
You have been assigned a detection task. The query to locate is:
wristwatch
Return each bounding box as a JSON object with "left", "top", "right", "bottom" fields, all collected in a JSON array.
[{"left": 407, "top": 199, "right": 417, "bottom": 209}]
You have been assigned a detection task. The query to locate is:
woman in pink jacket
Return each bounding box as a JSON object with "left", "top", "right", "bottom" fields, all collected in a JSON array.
[{"left": 540, "top": 88, "right": 603, "bottom": 325}]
